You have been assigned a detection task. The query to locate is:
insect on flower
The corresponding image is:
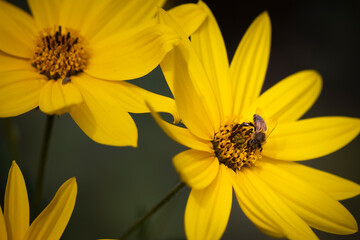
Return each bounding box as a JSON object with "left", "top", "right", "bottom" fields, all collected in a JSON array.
[
  {"left": 251, "top": 114, "right": 268, "bottom": 148},
  {"left": 62, "top": 76, "right": 71, "bottom": 85},
  {"left": 250, "top": 113, "right": 277, "bottom": 151}
]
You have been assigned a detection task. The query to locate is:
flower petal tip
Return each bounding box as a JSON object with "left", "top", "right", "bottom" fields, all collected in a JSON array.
[
  {"left": 9, "top": 160, "right": 21, "bottom": 175},
  {"left": 350, "top": 222, "right": 358, "bottom": 234},
  {"left": 62, "top": 177, "right": 78, "bottom": 192},
  {"left": 254, "top": 11, "right": 271, "bottom": 33},
  {"left": 307, "top": 69, "right": 322, "bottom": 80},
  {"left": 302, "top": 69, "right": 323, "bottom": 91},
  {"left": 261, "top": 10, "right": 269, "bottom": 16},
  {"left": 69, "top": 177, "right": 77, "bottom": 184},
  {"left": 156, "top": 6, "right": 166, "bottom": 16},
  {"left": 259, "top": 11, "right": 270, "bottom": 22}
]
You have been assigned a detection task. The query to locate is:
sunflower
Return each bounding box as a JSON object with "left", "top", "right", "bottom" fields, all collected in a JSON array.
[
  {"left": 0, "top": 161, "right": 77, "bottom": 240},
  {"left": 0, "top": 0, "right": 207, "bottom": 146},
  {"left": 151, "top": 3, "right": 360, "bottom": 239}
]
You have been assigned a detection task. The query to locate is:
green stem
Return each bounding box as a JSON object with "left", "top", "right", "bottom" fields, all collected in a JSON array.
[
  {"left": 33, "top": 115, "right": 55, "bottom": 218},
  {"left": 3, "top": 118, "right": 18, "bottom": 161},
  {"left": 119, "top": 181, "right": 186, "bottom": 240}
]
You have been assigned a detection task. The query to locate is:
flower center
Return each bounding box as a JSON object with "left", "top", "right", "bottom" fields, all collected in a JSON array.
[
  {"left": 212, "top": 121, "right": 263, "bottom": 172},
  {"left": 31, "top": 26, "right": 88, "bottom": 83}
]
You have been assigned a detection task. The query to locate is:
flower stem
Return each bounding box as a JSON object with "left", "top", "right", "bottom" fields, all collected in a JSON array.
[
  {"left": 118, "top": 181, "right": 186, "bottom": 240},
  {"left": 3, "top": 118, "right": 18, "bottom": 161},
  {"left": 33, "top": 114, "right": 55, "bottom": 218}
]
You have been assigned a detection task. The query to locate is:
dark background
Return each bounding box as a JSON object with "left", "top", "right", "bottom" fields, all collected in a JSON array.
[{"left": 0, "top": 0, "right": 359, "bottom": 239}]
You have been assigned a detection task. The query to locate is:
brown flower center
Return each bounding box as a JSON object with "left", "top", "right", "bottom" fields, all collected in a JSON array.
[
  {"left": 212, "top": 121, "right": 263, "bottom": 172},
  {"left": 30, "top": 26, "right": 88, "bottom": 84}
]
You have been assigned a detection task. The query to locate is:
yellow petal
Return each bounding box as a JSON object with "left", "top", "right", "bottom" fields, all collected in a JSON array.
[
  {"left": 39, "top": 80, "right": 83, "bottom": 115},
  {"left": 4, "top": 161, "right": 29, "bottom": 240},
  {"left": 75, "top": 0, "right": 125, "bottom": 41},
  {"left": 230, "top": 12, "right": 271, "bottom": 117},
  {"left": 0, "top": 1, "right": 37, "bottom": 58},
  {"left": 0, "top": 52, "right": 33, "bottom": 72},
  {"left": 167, "top": 2, "right": 207, "bottom": 37},
  {"left": 263, "top": 117, "right": 360, "bottom": 161},
  {"left": 185, "top": 164, "right": 232, "bottom": 240},
  {"left": 85, "top": 0, "right": 165, "bottom": 42},
  {"left": 149, "top": 107, "right": 213, "bottom": 152},
  {"left": 266, "top": 159, "right": 360, "bottom": 200},
  {"left": 159, "top": 46, "right": 176, "bottom": 95},
  {"left": 70, "top": 74, "right": 138, "bottom": 147},
  {"left": 28, "top": 0, "right": 60, "bottom": 29},
  {"left": 58, "top": 0, "right": 95, "bottom": 35},
  {"left": 60, "top": 0, "right": 161, "bottom": 40},
  {"left": 116, "top": 0, "right": 165, "bottom": 29},
  {"left": 231, "top": 177, "right": 284, "bottom": 239},
  {"left": 246, "top": 70, "right": 322, "bottom": 122},
  {"left": 173, "top": 150, "right": 219, "bottom": 189},
  {"left": 190, "top": 1, "right": 233, "bottom": 120},
  {"left": 85, "top": 24, "right": 180, "bottom": 80},
  {"left": 0, "top": 54, "right": 46, "bottom": 117},
  {"left": 255, "top": 160, "right": 358, "bottom": 234},
  {"left": 233, "top": 187, "right": 286, "bottom": 239},
  {"left": 161, "top": 46, "right": 217, "bottom": 140},
  {"left": 159, "top": 8, "right": 221, "bottom": 134},
  {"left": 0, "top": 206, "right": 8, "bottom": 240},
  {"left": 155, "top": 8, "right": 185, "bottom": 95},
  {"left": 157, "top": 7, "right": 188, "bottom": 41},
  {"left": 75, "top": 77, "right": 179, "bottom": 123},
  {"left": 25, "top": 178, "right": 77, "bottom": 240},
  {"left": 119, "top": 0, "right": 165, "bottom": 28},
  {"left": 233, "top": 168, "right": 318, "bottom": 239},
  {"left": 256, "top": 225, "right": 285, "bottom": 239}
]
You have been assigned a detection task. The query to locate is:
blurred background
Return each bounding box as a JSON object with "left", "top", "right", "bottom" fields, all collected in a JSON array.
[{"left": 1, "top": 0, "right": 359, "bottom": 239}]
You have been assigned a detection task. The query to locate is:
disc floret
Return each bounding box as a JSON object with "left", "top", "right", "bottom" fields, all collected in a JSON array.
[
  {"left": 31, "top": 26, "right": 88, "bottom": 82},
  {"left": 212, "top": 121, "right": 263, "bottom": 172}
]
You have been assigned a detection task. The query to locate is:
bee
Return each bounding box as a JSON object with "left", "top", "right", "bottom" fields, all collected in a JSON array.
[{"left": 249, "top": 114, "right": 268, "bottom": 150}]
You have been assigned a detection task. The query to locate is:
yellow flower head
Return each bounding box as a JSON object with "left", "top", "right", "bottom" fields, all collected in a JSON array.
[
  {"left": 0, "top": 0, "right": 207, "bottom": 146},
  {"left": 151, "top": 2, "right": 360, "bottom": 239},
  {"left": 0, "top": 161, "right": 77, "bottom": 240}
]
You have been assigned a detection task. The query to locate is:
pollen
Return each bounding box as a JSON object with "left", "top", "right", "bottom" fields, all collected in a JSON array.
[
  {"left": 30, "top": 26, "right": 88, "bottom": 83},
  {"left": 212, "top": 122, "right": 262, "bottom": 172}
]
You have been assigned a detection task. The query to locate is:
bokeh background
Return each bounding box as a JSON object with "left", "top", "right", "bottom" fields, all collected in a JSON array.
[{"left": 1, "top": 0, "right": 359, "bottom": 239}]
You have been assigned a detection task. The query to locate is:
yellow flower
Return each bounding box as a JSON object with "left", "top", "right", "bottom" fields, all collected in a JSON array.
[
  {"left": 0, "top": 161, "right": 77, "bottom": 240},
  {"left": 152, "top": 3, "right": 360, "bottom": 240},
  {"left": 0, "top": 0, "right": 207, "bottom": 147}
]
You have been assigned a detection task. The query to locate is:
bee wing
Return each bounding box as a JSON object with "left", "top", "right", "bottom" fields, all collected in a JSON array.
[
  {"left": 265, "top": 117, "right": 278, "bottom": 139},
  {"left": 254, "top": 108, "right": 267, "bottom": 132},
  {"left": 255, "top": 108, "right": 277, "bottom": 138},
  {"left": 253, "top": 114, "right": 267, "bottom": 132}
]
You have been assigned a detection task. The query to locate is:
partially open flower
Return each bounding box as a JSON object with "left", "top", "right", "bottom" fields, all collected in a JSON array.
[{"left": 0, "top": 161, "right": 77, "bottom": 240}]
